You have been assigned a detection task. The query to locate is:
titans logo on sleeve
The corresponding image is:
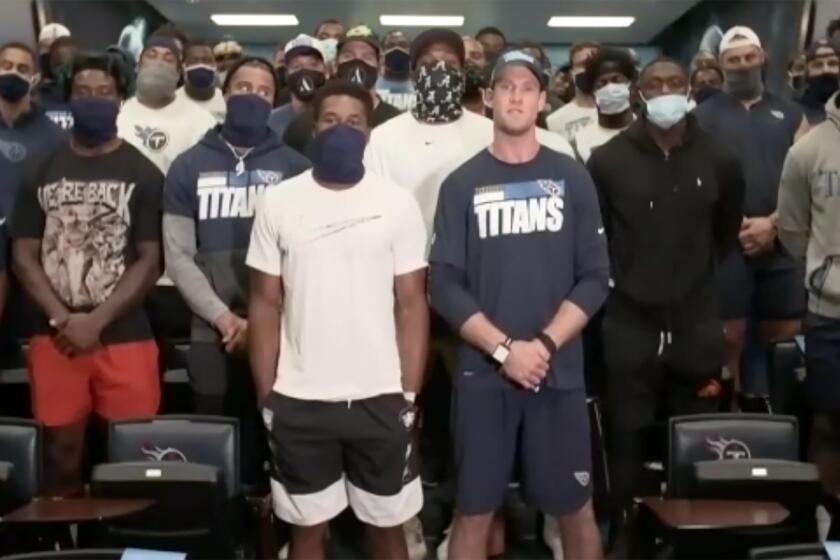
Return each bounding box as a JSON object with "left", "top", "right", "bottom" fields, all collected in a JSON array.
[
  {"left": 197, "top": 169, "right": 283, "bottom": 221},
  {"left": 473, "top": 179, "right": 565, "bottom": 239}
]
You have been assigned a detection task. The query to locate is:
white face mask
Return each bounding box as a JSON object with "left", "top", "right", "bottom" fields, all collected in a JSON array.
[
  {"left": 594, "top": 82, "right": 631, "bottom": 115},
  {"left": 320, "top": 38, "right": 338, "bottom": 63},
  {"left": 643, "top": 93, "right": 690, "bottom": 129}
]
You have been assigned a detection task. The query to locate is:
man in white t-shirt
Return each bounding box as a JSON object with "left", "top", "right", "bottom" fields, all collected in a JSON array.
[
  {"left": 176, "top": 39, "right": 226, "bottom": 122},
  {"left": 366, "top": 32, "right": 573, "bottom": 235},
  {"left": 546, "top": 42, "right": 600, "bottom": 141},
  {"left": 247, "top": 80, "right": 429, "bottom": 560},
  {"left": 572, "top": 48, "right": 638, "bottom": 163},
  {"left": 117, "top": 36, "right": 217, "bottom": 174}
]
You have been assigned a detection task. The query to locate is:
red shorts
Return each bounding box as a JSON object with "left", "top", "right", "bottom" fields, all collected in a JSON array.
[{"left": 28, "top": 336, "right": 161, "bottom": 426}]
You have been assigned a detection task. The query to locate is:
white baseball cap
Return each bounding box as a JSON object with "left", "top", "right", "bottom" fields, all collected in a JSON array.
[
  {"left": 38, "top": 23, "right": 71, "bottom": 43},
  {"left": 284, "top": 34, "right": 325, "bottom": 63},
  {"left": 719, "top": 26, "right": 762, "bottom": 53}
]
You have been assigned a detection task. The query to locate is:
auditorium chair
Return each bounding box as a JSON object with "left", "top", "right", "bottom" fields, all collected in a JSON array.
[
  {"left": 749, "top": 543, "right": 829, "bottom": 560},
  {"left": 637, "top": 414, "right": 819, "bottom": 559},
  {"left": 90, "top": 415, "right": 244, "bottom": 558},
  {"left": 0, "top": 417, "right": 41, "bottom": 512}
]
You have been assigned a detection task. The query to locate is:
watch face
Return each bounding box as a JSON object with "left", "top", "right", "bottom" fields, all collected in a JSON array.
[{"left": 493, "top": 344, "right": 510, "bottom": 364}]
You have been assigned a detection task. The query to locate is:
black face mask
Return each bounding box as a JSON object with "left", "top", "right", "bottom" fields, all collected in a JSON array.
[
  {"left": 573, "top": 71, "right": 587, "bottom": 93},
  {"left": 384, "top": 48, "right": 410, "bottom": 80},
  {"left": 275, "top": 66, "right": 287, "bottom": 89},
  {"left": 693, "top": 86, "right": 722, "bottom": 105},
  {"left": 337, "top": 60, "right": 378, "bottom": 90},
  {"left": 287, "top": 69, "right": 326, "bottom": 101},
  {"left": 463, "top": 63, "right": 487, "bottom": 100},
  {"left": 39, "top": 52, "right": 51, "bottom": 78},
  {"left": 804, "top": 73, "right": 840, "bottom": 105},
  {"left": 0, "top": 72, "right": 31, "bottom": 102}
]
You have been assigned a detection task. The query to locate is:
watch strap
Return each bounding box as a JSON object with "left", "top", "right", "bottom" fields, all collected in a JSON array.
[{"left": 536, "top": 332, "right": 557, "bottom": 354}]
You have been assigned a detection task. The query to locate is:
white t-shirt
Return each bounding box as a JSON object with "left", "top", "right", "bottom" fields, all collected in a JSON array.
[
  {"left": 365, "top": 110, "right": 574, "bottom": 234},
  {"left": 573, "top": 121, "right": 630, "bottom": 163},
  {"left": 175, "top": 86, "right": 227, "bottom": 123},
  {"left": 546, "top": 101, "right": 598, "bottom": 141},
  {"left": 117, "top": 95, "right": 217, "bottom": 175},
  {"left": 246, "top": 170, "right": 428, "bottom": 401}
]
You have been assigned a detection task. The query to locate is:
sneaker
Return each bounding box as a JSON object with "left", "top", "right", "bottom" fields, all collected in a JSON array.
[
  {"left": 404, "top": 516, "right": 428, "bottom": 560},
  {"left": 543, "top": 516, "right": 564, "bottom": 560},
  {"left": 436, "top": 524, "right": 451, "bottom": 560}
]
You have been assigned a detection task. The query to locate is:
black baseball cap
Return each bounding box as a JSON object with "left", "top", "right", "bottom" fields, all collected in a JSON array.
[
  {"left": 409, "top": 28, "right": 465, "bottom": 69},
  {"left": 490, "top": 49, "right": 547, "bottom": 89}
]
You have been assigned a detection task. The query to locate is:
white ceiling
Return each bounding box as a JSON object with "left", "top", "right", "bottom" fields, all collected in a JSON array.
[{"left": 146, "top": 0, "right": 702, "bottom": 45}]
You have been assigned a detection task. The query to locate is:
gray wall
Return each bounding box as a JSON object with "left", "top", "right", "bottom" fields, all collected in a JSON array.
[
  {"left": 813, "top": 0, "right": 839, "bottom": 39},
  {"left": 0, "top": 0, "right": 36, "bottom": 46}
]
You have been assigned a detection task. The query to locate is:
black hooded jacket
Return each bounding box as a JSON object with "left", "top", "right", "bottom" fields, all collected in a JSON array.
[{"left": 587, "top": 114, "right": 745, "bottom": 310}]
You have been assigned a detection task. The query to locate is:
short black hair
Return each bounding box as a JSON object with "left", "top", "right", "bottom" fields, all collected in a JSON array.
[
  {"left": 570, "top": 41, "right": 600, "bottom": 64},
  {"left": 476, "top": 26, "right": 506, "bottom": 42},
  {"left": 828, "top": 18, "right": 840, "bottom": 38},
  {"left": 0, "top": 41, "right": 36, "bottom": 65},
  {"left": 315, "top": 18, "right": 343, "bottom": 35},
  {"left": 152, "top": 23, "right": 190, "bottom": 49},
  {"left": 184, "top": 39, "right": 214, "bottom": 61},
  {"left": 639, "top": 56, "right": 687, "bottom": 82},
  {"left": 582, "top": 47, "right": 637, "bottom": 93},
  {"left": 312, "top": 79, "right": 373, "bottom": 125},
  {"left": 223, "top": 56, "right": 279, "bottom": 104},
  {"left": 65, "top": 53, "right": 129, "bottom": 101},
  {"left": 690, "top": 60, "right": 724, "bottom": 85}
]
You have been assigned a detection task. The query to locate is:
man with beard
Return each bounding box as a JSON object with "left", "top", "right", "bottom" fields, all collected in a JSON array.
[
  {"left": 165, "top": 57, "right": 310, "bottom": 489},
  {"left": 12, "top": 54, "right": 163, "bottom": 496},
  {"left": 281, "top": 25, "right": 400, "bottom": 157},
  {"left": 797, "top": 40, "right": 839, "bottom": 126},
  {"left": 462, "top": 36, "right": 487, "bottom": 115},
  {"left": 268, "top": 35, "right": 326, "bottom": 139},
  {"left": 176, "top": 39, "right": 226, "bottom": 123},
  {"left": 694, "top": 26, "right": 808, "bottom": 412},
  {"left": 431, "top": 49, "right": 609, "bottom": 560},
  {"left": 117, "top": 36, "right": 216, "bottom": 174}
]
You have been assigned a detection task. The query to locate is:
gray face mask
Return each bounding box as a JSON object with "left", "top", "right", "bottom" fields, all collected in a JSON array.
[
  {"left": 136, "top": 61, "right": 179, "bottom": 103},
  {"left": 724, "top": 66, "right": 763, "bottom": 100}
]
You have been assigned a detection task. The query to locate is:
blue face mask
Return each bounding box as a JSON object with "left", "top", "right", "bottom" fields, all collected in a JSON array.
[
  {"left": 221, "top": 94, "right": 271, "bottom": 147},
  {"left": 311, "top": 124, "right": 367, "bottom": 184},
  {"left": 643, "top": 93, "right": 689, "bottom": 129},
  {"left": 185, "top": 64, "right": 216, "bottom": 90},
  {"left": 0, "top": 71, "right": 31, "bottom": 102},
  {"left": 70, "top": 97, "right": 119, "bottom": 147}
]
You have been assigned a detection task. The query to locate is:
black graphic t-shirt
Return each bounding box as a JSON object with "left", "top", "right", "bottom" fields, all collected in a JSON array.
[{"left": 11, "top": 141, "right": 164, "bottom": 344}]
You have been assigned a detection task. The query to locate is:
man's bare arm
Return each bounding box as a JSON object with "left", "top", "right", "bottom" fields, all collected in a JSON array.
[
  {"left": 394, "top": 269, "right": 429, "bottom": 394},
  {"left": 13, "top": 238, "right": 70, "bottom": 322},
  {"left": 248, "top": 269, "right": 283, "bottom": 404}
]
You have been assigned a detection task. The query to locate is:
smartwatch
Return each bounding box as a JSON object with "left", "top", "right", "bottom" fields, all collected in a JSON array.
[{"left": 492, "top": 337, "right": 513, "bottom": 365}]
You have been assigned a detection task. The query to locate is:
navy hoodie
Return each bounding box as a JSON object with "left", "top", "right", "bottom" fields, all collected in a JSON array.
[{"left": 164, "top": 127, "right": 310, "bottom": 341}]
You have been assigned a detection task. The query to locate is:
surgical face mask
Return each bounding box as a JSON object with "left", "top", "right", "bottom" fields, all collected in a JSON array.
[
  {"left": 724, "top": 66, "right": 763, "bottom": 100},
  {"left": 136, "top": 60, "right": 179, "bottom": 103},
  {"left": 70, "top": 97, "right": 119, "bottom": 147},
  {"left": 311, "top": 123, "right": 367, "bottom": 184},
  {"left": 594, "top": 82, "right": 631, "bottom": 115},
  {"left": 337, "top": 59, "right": 378, "bottom": 90},
  {"left": 644, "top": 93, "right": 689, "bottom": 129},
  {"left": 287, "top": 68, "right": 326, "bottom": 101},
  {"left": 321, "top": 38, "right": 338, "bottom": 64},
  {"left": 0, "top": 71, "right": 32, "bottom": 102},
  {"left": 222, "top": 94, "right": 272, "bottom": 148},
  {"left": 804, "top": 73, "right": 840, "bottom": 105},
  {"left": 185, "top": 64, "right": 216, "bottom": 90},
  {"left": 384, "top": 48, "right": 410, "bottom": 79},
  {"left": 412, "top": 60, "right": 464, "bottom": 124}
]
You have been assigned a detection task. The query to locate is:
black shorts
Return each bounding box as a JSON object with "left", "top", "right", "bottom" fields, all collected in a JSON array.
[
  {"left": 262, "top": 392, "right": 422, "bottom": 527},
  {"left": 804, "top": 313, "right": 840, "bottom": 414},
  {"left": 717, "top": 250, "right": 806, "bottom": 321},
  {"left": 452, "top": 371, "right": 592, "bottom": 516}
]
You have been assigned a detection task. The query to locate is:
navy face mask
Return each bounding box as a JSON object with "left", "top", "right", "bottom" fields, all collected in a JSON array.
[
  {"left": 0, "top": 71, "right": 31, "bottom": 102},
  {"left": 311, "top": 124, "right": 367, "bottom": 184},
  {"left": 185, "top": 64, "right": 216, "bottom": 90},
  {"left": 384, "top": 48, "right": 410, "bottom": 79},
  {"left": 222, "top": 94, "right": 271, "bottom": 147},
  {"left": 70, "top": 97, "right": 119, "bottom": 148}
]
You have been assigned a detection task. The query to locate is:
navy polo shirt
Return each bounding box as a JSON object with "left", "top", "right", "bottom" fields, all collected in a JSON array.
[{"left": 694, "top": 91, "right": 802, "bottom": 219}]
